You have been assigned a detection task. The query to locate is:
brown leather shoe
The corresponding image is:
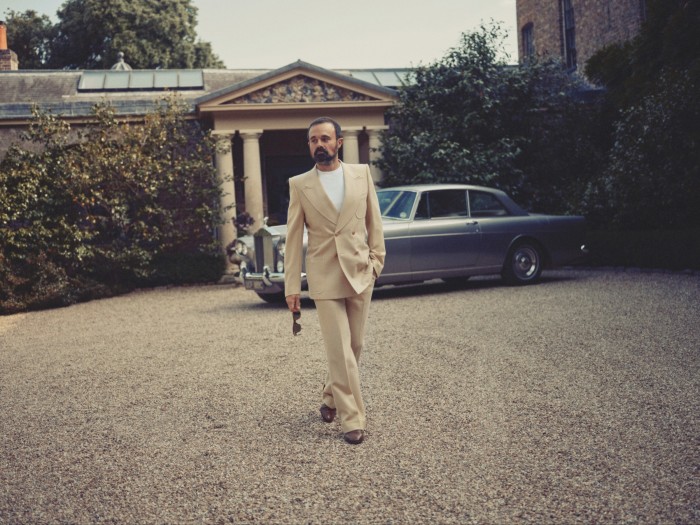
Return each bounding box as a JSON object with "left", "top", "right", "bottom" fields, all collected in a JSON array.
[
  {"left": 319, "top": 404, "right": 336, "bottom": 423},
  {"left": 343, "top": 429, "right": 365, "bottom": 445}
]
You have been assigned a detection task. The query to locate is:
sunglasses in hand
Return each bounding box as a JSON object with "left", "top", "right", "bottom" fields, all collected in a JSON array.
[{"left": 292, "top": 311, "right": 301, "bottom": 336}]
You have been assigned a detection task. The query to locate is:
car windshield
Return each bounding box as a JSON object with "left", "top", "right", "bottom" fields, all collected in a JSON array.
[{"left": 377, "top": 190, "right": 417, "bottom": 219}]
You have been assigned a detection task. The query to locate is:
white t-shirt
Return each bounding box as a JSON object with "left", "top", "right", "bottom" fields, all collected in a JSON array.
[{"left": 317, "top": 166, "right": 345, "bottom": 212}]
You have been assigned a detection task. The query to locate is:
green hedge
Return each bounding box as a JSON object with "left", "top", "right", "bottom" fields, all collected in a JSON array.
[
  {"left": 0, "top": 98, "right": 229, "bottom": 315},
  {"left": 584, "top": 228, "right": 700, "bottom": 271}
]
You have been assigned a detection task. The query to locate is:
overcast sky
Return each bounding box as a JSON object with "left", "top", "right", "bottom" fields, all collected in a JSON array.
[{"left": 0, "top": 0, "right": 518, "bottom": 69}]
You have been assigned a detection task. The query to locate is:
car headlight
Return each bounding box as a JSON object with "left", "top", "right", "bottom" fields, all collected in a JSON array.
[
  {"left": 276, "top": 240, "right": 285, "bottom": 258},
  {"left": 234, "top": 240, "right": 248, "bottom": 256}
]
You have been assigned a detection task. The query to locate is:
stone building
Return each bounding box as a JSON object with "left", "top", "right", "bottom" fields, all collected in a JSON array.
[
  {"left": 516, "top": 0, "right": 646, "bottom": 73},
  {"left": 0, "top": 21, "right": 408, "bottom": 261}
]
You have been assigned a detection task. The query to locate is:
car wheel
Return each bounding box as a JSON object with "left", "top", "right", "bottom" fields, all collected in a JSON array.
[
  {"left": 502, "top": 241, "right": 543, "bottom": 285},
  {"left": 256, "top": 292, "right": 286, "bottom": 304}
]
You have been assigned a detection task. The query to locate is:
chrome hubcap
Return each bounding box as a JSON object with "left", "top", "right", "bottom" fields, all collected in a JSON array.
[{"left": 513, "top": 246, "right": 539, "bottom": 280}]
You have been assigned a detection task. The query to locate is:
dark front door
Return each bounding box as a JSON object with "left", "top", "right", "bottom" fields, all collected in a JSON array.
[{"left": 264, "top": 155, "right": 314, "bottom": 225}]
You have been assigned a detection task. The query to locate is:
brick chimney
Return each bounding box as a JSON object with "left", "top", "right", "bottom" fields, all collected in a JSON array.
[{"left": 0, "top": 21, "right": 20, "bottom": 71}]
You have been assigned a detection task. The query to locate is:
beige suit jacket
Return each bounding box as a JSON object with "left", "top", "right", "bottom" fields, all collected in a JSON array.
[{"left": 284, "top": 162, "right": 386, "bottom": 300}]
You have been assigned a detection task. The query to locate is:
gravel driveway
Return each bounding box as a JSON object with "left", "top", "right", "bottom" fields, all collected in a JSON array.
[{"left": 1, "top": 270, "right": 698, "bottom": 524}]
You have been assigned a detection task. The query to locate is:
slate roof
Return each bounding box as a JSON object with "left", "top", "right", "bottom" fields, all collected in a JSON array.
[
  {"left": 0, "top": 63, "right": 409, "bottom": 122},
  {"left": 0, "top": 69, "right": 263, "bottom": 120}
]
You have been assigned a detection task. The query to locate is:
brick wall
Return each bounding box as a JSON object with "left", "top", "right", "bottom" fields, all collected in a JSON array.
[
  {"left": 0, "top": 49, "right": 18, "bottom": 70},
  {"left": 517, "top": 0, "right": 563, "bottom": 60},
  {"left": 516, "top": 0, "right": 644, "bottom": 73}
]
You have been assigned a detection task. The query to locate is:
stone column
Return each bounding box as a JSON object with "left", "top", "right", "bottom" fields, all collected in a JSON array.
[
  {"left": 214, "top": 132, "right": 237, "bottom": 272},
  {"left": 342, "top": 128, "right": 361, "bottom": 164},
  {"left": 366, "top": 126, "right": 388, "bottom": 184},
  {"left": 241, "top": 130, "right": 265, "bottom": 233}
]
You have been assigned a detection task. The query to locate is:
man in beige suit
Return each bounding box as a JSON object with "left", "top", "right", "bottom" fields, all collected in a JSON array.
[{"left": 285, "top": 117, "right": 385, "bottom": 445}]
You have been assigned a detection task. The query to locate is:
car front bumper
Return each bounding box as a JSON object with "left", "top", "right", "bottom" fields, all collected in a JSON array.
[{"left": 240, "top": 263, "right": 306, "bottom": 296}]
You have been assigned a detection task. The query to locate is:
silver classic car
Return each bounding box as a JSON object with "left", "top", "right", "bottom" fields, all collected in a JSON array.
[{"left": 231, "top": 184, "right": 587, "bottom": 302}]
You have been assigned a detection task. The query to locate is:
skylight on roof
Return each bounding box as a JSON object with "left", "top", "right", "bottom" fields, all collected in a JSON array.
[
  {"left": 349, "top": 69, "right": 410, "bottom": 88},
  {"left": 350, "top": 71, "right": 378, "bottom": 85},
  {"left": 374, "top": 71, "right": 407, "bottom": 87},
  {"left": 130, "top": 71, "right": 154, "bottom": 89},
  {"left": 78, "top": 70, "right": 204, "bottom": 92},
  {"left": 153, "top": 71, "right": 178, "bottom": 88}
]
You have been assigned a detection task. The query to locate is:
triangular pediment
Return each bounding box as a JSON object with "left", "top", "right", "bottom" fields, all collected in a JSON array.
[
  {"left": 197, "top": 60, "right": 397, "bottom": 111},
  {"left": 225, "top": 74, "right": 378, "bottom": 105}
]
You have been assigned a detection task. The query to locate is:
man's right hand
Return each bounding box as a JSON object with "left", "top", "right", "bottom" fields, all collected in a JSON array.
[{"left": 286, "top": 294, "right": 301, "bottom": 313}]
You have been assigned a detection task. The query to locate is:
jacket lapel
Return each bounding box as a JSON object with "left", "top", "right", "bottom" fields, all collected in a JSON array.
[
  {"left": 300, "top": 168, "right": 339, "bottom": 225},
  {"left": 336, "top": 162, "right": 364, "bottom": 232}
]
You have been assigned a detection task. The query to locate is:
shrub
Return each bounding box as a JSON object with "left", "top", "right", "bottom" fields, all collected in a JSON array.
[
  {"left": 0, "top": 95, "right": 227, "bottom": 314},
  {"left": 376, "top": 23, "right": 606, "bottom": 217}
]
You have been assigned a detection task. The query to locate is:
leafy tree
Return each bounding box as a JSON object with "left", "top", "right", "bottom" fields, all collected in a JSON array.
[
  {"left": 584, "top": 73, "right": 700, "bottom": 230},
  {"left": 0, "top": 95, "right": 226, "bottom": 314},
  {"left": 0, "top": 109, "right": 79, "bottom": 311},
  {"left": 3, "top": 0, "right": 224, "bottom": 69},
  {"left": 583, "top": 0, "right": 700, "bottom": 229},
  {"left": 2, "top": 10, "right": 54, "bottom": 69},
  {"left": 51, "top": 0, "right": 224, "bottom": 69},
  {"left": 377, "top": 25, "right": 604, "bottom": 214},
  {"left": 585, "top": 0, "right": 700, "bottom": 106}
]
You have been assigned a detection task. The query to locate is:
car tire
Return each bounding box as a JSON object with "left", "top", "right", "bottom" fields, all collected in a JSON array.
[
  {"left": 256, "top": 292, "right": 286, "bottom": 304},
  {"left": 502, "top": 241, "right": 543, "bottom": 285}
]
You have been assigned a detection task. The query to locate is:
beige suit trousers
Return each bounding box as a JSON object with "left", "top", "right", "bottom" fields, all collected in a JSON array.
[{"left": 315, "top": 280, "right": 374, "bottom": 433}]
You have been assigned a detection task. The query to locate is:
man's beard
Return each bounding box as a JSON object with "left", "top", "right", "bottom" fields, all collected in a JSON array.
[{"left": 314, "top": 148, "right": 335, "bottom": 164}]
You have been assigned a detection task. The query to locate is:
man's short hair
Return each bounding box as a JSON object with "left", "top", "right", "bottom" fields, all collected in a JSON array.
[{"left": 308, "top": 117, "right": 342, "bottom": 140}]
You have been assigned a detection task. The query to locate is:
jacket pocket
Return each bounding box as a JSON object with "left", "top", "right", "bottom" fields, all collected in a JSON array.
[{"left": 355, "top": 200, "right": 367, "bottom": 218}]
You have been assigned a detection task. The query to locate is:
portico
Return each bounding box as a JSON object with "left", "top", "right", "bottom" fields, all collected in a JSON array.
[
  {"left": 0, "top": 56, "right": 404, "bottom": 272},
  {"left": 197, "top": 61, "right": 397, "bottom": 260}
]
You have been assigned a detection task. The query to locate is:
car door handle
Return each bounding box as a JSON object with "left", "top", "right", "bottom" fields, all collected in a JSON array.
[{"left": 465, "top": 221, "right": 479, "bottom": 226}]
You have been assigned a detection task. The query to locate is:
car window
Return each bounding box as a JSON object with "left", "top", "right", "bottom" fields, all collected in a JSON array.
[
  {"left": 414, "top": 193, "right": 429, "bottom": 219},
  {"left": 377, "top": 190, "right": 417, "bottom": 219},
  {"left": 469, "top": 191, "right": 509, "bottom": 217},
  {"left": 428, "top": 190, "right": 467, "bottom": 218}
]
